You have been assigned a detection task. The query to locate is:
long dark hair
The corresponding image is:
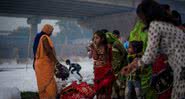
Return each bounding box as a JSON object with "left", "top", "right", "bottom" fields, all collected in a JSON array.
[
  {"left": 137, "top": 0, "right": 175, "bottom": 30},
  {"left": 93, "top": 30, "right": 107, "bottom": 46},
  {"left": 93, "top": 30, "right": 109, "bottom": 60},
  {"left": 172, "top": 10, "right": 182, "bottom": 26}
]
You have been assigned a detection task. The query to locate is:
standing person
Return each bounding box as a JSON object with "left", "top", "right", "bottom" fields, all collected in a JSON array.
[
  {"left": 88, "top": 30, "right": 115, "bottom": 99},
  {"left": 129, "top": 20, "right": 156, "bottom": 99},
  {"left": 33, "top": 24, "right": 58, "bottom": 99},
  {"left": 106, "top": 32, "right": 128, "bottom": 99},
  {"left": 65, "top": 59, "right": 83, "bottom": 81},
  {"left": 122, "top": 0, "right": 185, "bottom": 99},
  {"left": 125, "top": 41, "right": 143, "bottom": 99}
]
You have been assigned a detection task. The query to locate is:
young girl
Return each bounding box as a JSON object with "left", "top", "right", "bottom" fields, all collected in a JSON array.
[
  {"left": 125, "top": 41, "right": 143, "bottom": 99},
  {"left": 88, "top": 30, "right": 115, "bottom": 99}
]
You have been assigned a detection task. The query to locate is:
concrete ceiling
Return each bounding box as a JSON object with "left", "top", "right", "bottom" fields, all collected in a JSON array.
[
  {"left": 0, "top": 0, "right": 136, "bottom": 19},
  {"left": 0, "top": 0, "right": 184, "bottom": 19}
]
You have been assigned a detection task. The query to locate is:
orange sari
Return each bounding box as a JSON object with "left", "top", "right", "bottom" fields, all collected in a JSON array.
[{"left": 35, "top": 35, "right": 57, "bottom": 99}]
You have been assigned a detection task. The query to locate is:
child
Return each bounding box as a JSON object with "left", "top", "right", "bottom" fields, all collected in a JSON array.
[
  {"left": 66, "top": 59, "right": 83, "bottom": 81},
  {"left": 125, "top": 41, "right": 143, "bottom": 99},
  {"left": 88, "top": 30, "right": 115, "bottom": 99}
]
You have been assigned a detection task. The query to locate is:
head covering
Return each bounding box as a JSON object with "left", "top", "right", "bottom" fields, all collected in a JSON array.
[
  {"left": 112, "top": 30, "right": 120, "bottom": 37},
  {"left": 33, "top": 24, "right": 53, "bottom": 58},
  {"left": 106, "top": 32, "right": 123, "bottom": 45},
  {"left": 33, "top": 32, "right": 46, "bottom": 57},
  {"left": 106, "top": 32, "right": 118, "bottom": 44},
  {"left": 41, "top": 24, "right": 54, "bottom": 35}
]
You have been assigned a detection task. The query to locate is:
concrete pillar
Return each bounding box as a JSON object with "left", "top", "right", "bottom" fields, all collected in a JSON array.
[{"left": 27, "top": 16, "right": 41, "bottom": 58}]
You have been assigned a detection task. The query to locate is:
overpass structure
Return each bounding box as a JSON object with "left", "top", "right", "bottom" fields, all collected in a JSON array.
[
  {"left": 0, "top": 0, "right": 185, "bottom": 39},
  {"left": 0, "top": 0, "right": 139, "bottom": 19},
  {"left": 0, "top": 0, "right": 184, "bottom": 32},
  {"left": 0, "top": 0, "right": 140, "bottom": 41},
  {"left": 0, "top": 0, "right": 185, "bottom": 58}
]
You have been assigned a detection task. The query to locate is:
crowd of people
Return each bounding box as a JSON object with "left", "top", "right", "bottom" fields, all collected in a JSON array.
[{"left": 33, "top": 0, "right": 185, "bottom": 99}]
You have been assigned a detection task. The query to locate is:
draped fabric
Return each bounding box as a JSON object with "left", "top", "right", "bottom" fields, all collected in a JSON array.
[
  {"left": 60, "top": 81, "right": 95, "bottom": 99},
  {"left": 33, "top": 32, "right": 46, "bottom": 57},
  {"left": 94, "top": 65, "right": 115, "bottom": 93},
  {"left": 92, "top": 46, "right": 115, "bottom": 98},
  {"left": 106, "top": 32, "right": 128, "bottom": 98},
  {"left": 129, "top": 20, "right": 148, "bottom": 51},
  {"left": 152, "top": 54, "right": 172, "bottom": 99},
  {"left": 35, "top": 35, "right": 57, "bottom": 99},
  {"left": 129, "top": 20, "right": 156, "bottom": 99},
  {"left": 129, "top": 20, "right": 152, "bottom": 88},
  {"left": 106, "top": 32, "right": 122, "bottom": 44}
]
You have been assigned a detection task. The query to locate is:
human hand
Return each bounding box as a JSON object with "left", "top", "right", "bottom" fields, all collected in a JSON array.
[
  {"left": 121, "top": 65, "right": 132, "bottom": 76},
  {"left": 130, "top": 58, "right": 139, "bottom": 68},
  {"left": 55, "top": 61, "right": 60, "bottom": 66}
]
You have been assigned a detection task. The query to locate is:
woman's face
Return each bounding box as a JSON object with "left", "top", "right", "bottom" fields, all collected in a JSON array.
[
  {"left": 93, "top": 34, "right": 101, "bottom": 46},
  {"left": 48, "top": 28, "right": 54, "bottom": 36}
]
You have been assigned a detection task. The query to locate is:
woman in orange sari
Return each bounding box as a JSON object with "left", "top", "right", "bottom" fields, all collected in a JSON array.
[{"left": 33, "top": 24, "right": 58, "bottom": 99}]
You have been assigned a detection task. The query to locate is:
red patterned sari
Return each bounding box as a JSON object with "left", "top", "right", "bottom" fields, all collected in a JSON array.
[{"left": 92, "top": 46, "right": 115, "bottom": 99}]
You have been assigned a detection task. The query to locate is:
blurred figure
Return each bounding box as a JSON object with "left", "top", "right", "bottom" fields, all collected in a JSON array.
[
  {"left": 125, "top": 41, "right": 143, "bottom": 99},
  {"left": 66, "top": 59, "right": 83, "bottom": 81},
  {"left": 128, "top": 19, "right": 156, "bottom": 99},
  {"left": 112, "top": 30, "right": 120, "bottom": 39},
  {"left": 106, "top": 32, "right": 128, "bottom": 99}
]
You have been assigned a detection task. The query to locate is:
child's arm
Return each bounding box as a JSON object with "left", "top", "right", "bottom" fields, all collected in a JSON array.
[{"left": 69, "top": 65, "right": 72, "bottom": 71}]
